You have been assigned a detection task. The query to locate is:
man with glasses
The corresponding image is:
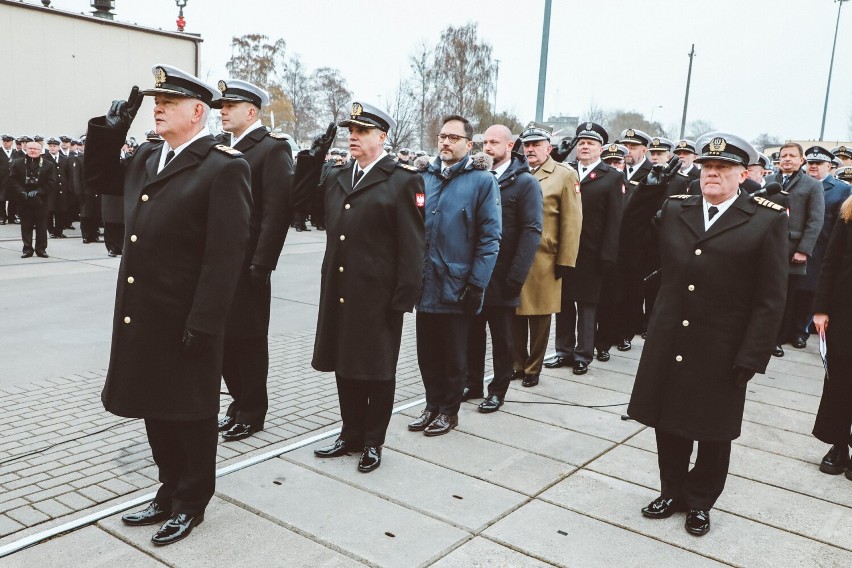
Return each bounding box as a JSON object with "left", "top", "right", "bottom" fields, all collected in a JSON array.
[{"left": 408, "top": 114, "right": 501, "bottom": 437}]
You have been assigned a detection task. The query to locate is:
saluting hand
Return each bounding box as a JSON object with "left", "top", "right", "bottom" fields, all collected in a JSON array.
[
  {"left": 646, "top": 156, "right": 681, "bottom": 186},
  {"left": 105, "top": 86, "right": 144, "bottom": 130},
  {"left": 310, "top": 122, "right": 338, "bottom": 158}
]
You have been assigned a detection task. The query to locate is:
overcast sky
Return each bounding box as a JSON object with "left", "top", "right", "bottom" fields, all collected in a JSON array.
[{"left": 54, "top": 0, "right": 852, "bottom": 143}]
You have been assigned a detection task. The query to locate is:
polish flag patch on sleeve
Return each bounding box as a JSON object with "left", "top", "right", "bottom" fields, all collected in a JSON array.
[{"left": 416, "top": 193, "right": 426, "bottom": 208}]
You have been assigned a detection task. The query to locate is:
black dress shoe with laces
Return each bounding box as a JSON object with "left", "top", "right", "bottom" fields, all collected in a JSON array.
[
  {"left": 573, "top": 362, "right": 589, "bottom": 375},
  {"left": 151, "top": 513, "right": 204, "bottom": 545},
  {"left": 521, "top": 374, "right": 539, "bottom": 387},
  {"left": 641, "top": 496, "right": 682, "bottom": 519},
  {"left": 121, "top": 502, "right": 171, "bottom": 526},
  {"left": 408, "top": 409, "right": 438, "bottom": 431},
  {"left": 792, "top": 337, "right": 807, "bottom": 348},
  {"left": 357, "top": 446, "right": 382, "bottom": 472},
  {"left": 478, "top": 394, "right": 504, "bottom": 413},
  {"left": 423, "top": 413, "right": 458, "bottom": 436},
  {"left": 462, "top": 386, "right": 483, "bottom": 401},
  {"left": 21, "top": 252, "right": 33, "bottom": 258},
  {"left": 221, "top": 423, "right": 262, "bottom": 442},
  {"left": 819, "top": 444, "right": 850, "bottom": 475},
  {"left": 685, "top": 509, "right": 710, "bottom": 536},
  {"left": 543, "top": 355, "right": 571, "bottom": 368},
  {"left": 510, "top": 370, "right": 525, "bottom": 381},
  {"left": 217, "top": 416, "right": 236, "bottom": 432},
  {"left": 616, "top": 339, "right": 632, "bottom": 351},
  {"left": 36, "top": 251, "right": 49, "bottom": 258},
  {"left": 314, "top": 438, "right": 361, "bottom": 458},
  {"left": 596, "top": 348, "right": 610, "bottom": 362},
  {"left": 772, "top": 345, "right": 784, "bottom": 357}
]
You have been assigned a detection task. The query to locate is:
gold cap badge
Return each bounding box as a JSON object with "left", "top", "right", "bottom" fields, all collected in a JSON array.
[
  {"left": 626, "top": 129, "right": 635, "bottom": 137},
  {"left": 154, "top": 67, "right": 167, "bottom": 88},
  {"left": 351, "top": 102, "right": 363, "bottom": 117},
  {"left": 708, "top": 137, "right": 727, "bottom": 153},
  {"left": 217, "top": 80, "right": 227, "bottom": 93}
]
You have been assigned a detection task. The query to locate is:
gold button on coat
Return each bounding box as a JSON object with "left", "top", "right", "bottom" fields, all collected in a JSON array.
[
  {"left": 675, "top": 355, "right": 683, "bottom": 362},
  {"left": 141, "top": 195, "right": 149, "bottom": 202},
  {"left": 130, "top": 235, "right": 137, "bottom": 242},
  {"left": 124, "top": 316, "right": 131, "bottom": 324},
  {"left": 682, "top": 320, "right": 689, "bottom": 326},
  {"left": 127, "top": 277, "right": 135, "bottom": 284},
  {"left": 688, "top": 285, "right": 695, "bottom": 291},
  {"left": 694, "top": 249, "right": 702, "bottom": 255},
  {"left": 339, "top": 298, "right": 345, "bottom": 304},
  {"left": 339, "top": 235, "right": 345, "bottom": 241}
]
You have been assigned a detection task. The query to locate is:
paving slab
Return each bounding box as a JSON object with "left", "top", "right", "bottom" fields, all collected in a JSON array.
[
  {"left": 539, "top": 470, "right": 852, "bottom": 568},
  {"left": 751, "top": 372, "right": 823, "bottom": 397},
  {"left": 741, "top": 399, "right": 819, "bottom": 436},
  {"left": 97, "top": 496, "right": 364, "bottom": 567},
  {"left": 431, "top": 536, "right": 556, "bottom": 567},
  {"left": 287, "top": 446, "right": 527, "bottom": 532},
  {"left": 483, "top": 499, "right": 725, "bottom": 567},
  {"left": 3, "top": 525, "right": 167, "bottom": 567},
  {"left": 216, "top": 458, "right": 468, "bottom": 567},
  {"left": 383, "top": 414, "right": 574, "bottom": 496}
]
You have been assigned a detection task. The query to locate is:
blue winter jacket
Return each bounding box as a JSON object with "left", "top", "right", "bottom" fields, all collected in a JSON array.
[{"left": 417, "top": 153, "right": 502, "bottom": 314}]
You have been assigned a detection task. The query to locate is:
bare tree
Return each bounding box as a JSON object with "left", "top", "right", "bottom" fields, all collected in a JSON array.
[
  {"left": 313, "top": 67, "right": 352, "bottom": 123},
  {"left": 751, "top": 132, "right": 782, "bottom": 152},
  {"left": 685, "top": 119, "right": 714, "bottom": 140},
  {"left": 225, "top": 34, "right": 286, "bottom": 89},
  {"left": 409, "top": 42, "right": 439, "bottom": 151},
  {"left": 432, "top": 23, "right": 495, "bottom": 118},
  {"left": 607, "top": 110, "right": 666, "bottom": 139},
  {"left": 281, "top": 54, "right": 318, "bottom": 145},
  {"left": 582, "top": 102, "right": 611, "bottom": 127},
  {"left": 384, "top": 79, "right": 419, "bottom": 152}
]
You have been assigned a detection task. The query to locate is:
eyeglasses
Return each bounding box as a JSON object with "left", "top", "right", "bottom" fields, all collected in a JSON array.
[{"left": 437, "top": 133, "right": 469, "bottom": 144}]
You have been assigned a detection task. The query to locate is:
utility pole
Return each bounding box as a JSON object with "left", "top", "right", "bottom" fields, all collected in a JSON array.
[
  {"left": 820, "top": 0, "right": 848, "bottom": 140},
  {"left": 494, "top": 59, "right": 500, "bottom": 113},
  {"left": 679, "top": 44, "right": 695, "bottom": 140},
  {"left": 535, "top": 0, "right": 552, "bottom": 122}
]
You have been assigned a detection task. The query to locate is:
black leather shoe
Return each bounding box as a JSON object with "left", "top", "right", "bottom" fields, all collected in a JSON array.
[
  {"left": 314, "top": 438, "right": 361, "bottom": 458},
  {"left": 685, "top": 509, "right": 710, "bottom": 536},
  {"left": 819, "top": 444, "right": 850, "bottom": 475},
  {"left": 543, "top": 355, "right": 571, "bottom": 368},
  {"left": 462, "top": 386, "right": 483, "bottom": 401},
  {"left": 108, "top": 250, "right": 117, "bottom": 257},
  {"left": 846, "top": 465, "right": 852, "bottom": 481},
  {"left": 792, "top": 337, "right": 807, "bottom": 349},
  {"left": 36, "top": 251, "right": 49, "bottom": 258},
  {"left": 772, "top": 345, "right": 784, "bottom": 357},
  {"left": 57, "top": 233, "right": 67, "bottom": 238},
  {"left": 510, "top": 370, "right": 525, "bottom": 381},
  {"left": 521, "top": 374, "right": 539, "bottom": 387},
  {"left": 616, "top": 339, "right": 632, "bottom": 351},
  {"left": 596, "top": 349, "right": 610, "bottom": 362},
  {"left": 217, "top": 416, "right": 236, "bottom": 432},
  {"left": 478, "top": 394, "right": 503, "bottom": 413},
  {"left": 151, "top": 513, "right": 204, "bottom": 545},
  {"left": 641, "top": 331, "right": 648, "bottom": 339},
  {"left": 408, "top": 409, "right": 438, "bottom": 431},
  {"left": 423, "top": 414, "right": 458, "bottom": 436},
  {"left": 221, "top": 423, "right": 262, "bottom": 442},
  {"left": 21, "top": 252, "right": 33, "bottom": 258},
  {"left": 573, "top": 362, "right": 589, "bottom": 375},
  {"left": 357, "top": 446, "right": 382, "bottom": 472},
  {"left": 121, "top": 502, "right": 171, "bottom": 526},
  {"left": 641, "top": 496, "right": 682, "bottom": 519}
]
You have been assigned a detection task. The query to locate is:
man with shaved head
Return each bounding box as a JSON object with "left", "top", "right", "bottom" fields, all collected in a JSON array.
[{"left": 464, "top": 125, "right": 542, "bottom": 413}]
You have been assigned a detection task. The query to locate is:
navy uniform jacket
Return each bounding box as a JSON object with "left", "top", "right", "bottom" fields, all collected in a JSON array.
[
  {"left": 43, "top": 152, "right": 73, "bottom": 212},
  {"left": 799, "top": 175, "right": 852, "bottom": 292},
  {"left": 7, "top": 157, "right": 56, "bottom": 216},
  {"left": 85, "top": 118, "right": 251, "bottom": 421}
]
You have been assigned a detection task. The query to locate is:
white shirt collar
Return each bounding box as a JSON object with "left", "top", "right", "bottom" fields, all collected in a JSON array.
[
  {"left": 627, "top": 156, "right": 647, "bottom": 179},
  {"left": 229, "top": 120, "right": 265, "bottom": 148},
  {"left": 703, "top": 191, "right": 739, "bottom": 230},
  {"left": 353, "top": 150, "right": 388, "bottom": 186},
  {"left": 578, "top": 159, "right": 601, "bottom": 181},
  {"left": 158, "top": 127, "right": 211, "bottom": 174},
  {"left": 492, "top": 159, "right": 511, "bottom": 179}
]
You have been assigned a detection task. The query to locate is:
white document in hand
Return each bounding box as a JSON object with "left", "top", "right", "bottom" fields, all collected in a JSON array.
[{"left": 819, "top": 332, "right": 829, "bottom": 380}]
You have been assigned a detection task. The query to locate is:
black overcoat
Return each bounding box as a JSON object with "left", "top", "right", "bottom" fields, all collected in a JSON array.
[
  {"left": 798, "top": 177, "right": 851, "bottom": 292},
  {"left": 7, "top": 157, "right": 55, "bottom": 216},
  {"left": 0, "top": 149, "right": 13, "bottom": 201},
  {"left": 626, "top": 187, "right": 788, "bottom": 441},
  {"left": 219, "top": 128, "right": 295, "bottom": 338},
  {"left": 85, "top": 119, "right": 251, "bottom": 421},
  {"left": 812, "top": 212, "right": 852, "bottom": 444},
  {"left": 297, "top": 153, "right": 425, "bottom": 381},
  {"left": 43, "top": 152, "right": 73, "bottom": 212}
]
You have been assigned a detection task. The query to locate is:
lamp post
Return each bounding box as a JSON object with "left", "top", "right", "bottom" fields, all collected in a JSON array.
[
  {"left": 175, "top": 0, "right": 188, "bottom": 32},
  {"left": 819, "top": 0, "right": 848, "bottom": 140}
]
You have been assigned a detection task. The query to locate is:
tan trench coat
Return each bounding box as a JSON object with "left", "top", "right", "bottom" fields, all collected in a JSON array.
[{"left": 516, "top": 156, "right": 582, "bottom": 315}]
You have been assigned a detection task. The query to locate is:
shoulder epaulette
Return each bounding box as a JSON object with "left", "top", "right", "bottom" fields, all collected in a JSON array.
[
  {"left": 629, "top": 180, "right": 640, "bottom": 186},
  {"left": 668, "top": 194, "right": 690, "bottom": 200},
  {"left": 677, "top": 171, "right": 689, "bottom": 178},
  {"left": 554, "top": 161, "right": 576, "bottom": 172},
  {"left": 214, "top": 144, "right": 243, "bottom": 157},
  {"left": 752, "top": 196, "right": 786, "bottom": 211},
  {"left": 397, "top": 162, "right": 419, "bottom": 173},
  {"left": 267, "top": 132, "right": 289, "bottom": 141}
]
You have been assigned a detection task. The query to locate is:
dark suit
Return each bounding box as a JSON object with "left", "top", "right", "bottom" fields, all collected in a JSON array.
[
  {"left": 43, "top": 152, "right": 73, "bottom": 236},
  {"left": 555, "top": 161, "right": 623, "bottom": 363},
  {"left": 625, "top": 185, "right": 788, "bottom": 510},
  {"left": 0, "top": 148, "right": 15, "bottom": 222},
  {"left": 619, "top": 156, "right": 655, "bottom": 340},
  {"left": 219, "top": 127, "right": 294, "bottom": 429},
  {"left": 85, "top": 119, "right": 251, "bottom": 516},
  {"left": 295, "top": 152, "right": 424, "bottom": 447},
  {"left": 7, "top": 157, "right": 56, "bottom": 254}
]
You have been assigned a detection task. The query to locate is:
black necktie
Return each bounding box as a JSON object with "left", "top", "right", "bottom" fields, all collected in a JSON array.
[
  {"left": 782, "top": 175, "right": 789, "bottom": 188},
  {"left": 164, "top": 150, "right": 175, "bottom": 166},
  {"left": 490, "top": 170, "right": 497, "bottom": 176},
  {"left": 708, "top": 206, "right": 719, "bottom": 220},
  {"left": 353, "top": 167, "right": 363, "bottom": 185}
]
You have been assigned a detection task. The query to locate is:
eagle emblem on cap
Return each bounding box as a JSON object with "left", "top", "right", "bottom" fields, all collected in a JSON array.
[
  {"left": 678, "top": 141, "right": 687, "bottom": 148},
  {"left": 585, "top": 122, "right": 592, "bottom": 130},
  {"left": 351, "top": 103, "right": 363, "bottom": 117},
  {"left": 840, "top": 146, "right": 847, "bottom": 153},
  {"left": 626, "top": 129, "right": 635, "bottom": 137},
  {"left": 652, "top": 138, "right": 660, "bottom": 146},
  {"left": 154, "top": 67, "right": 167, "bottom": 88},
  {"left": 708, "top": 137, "right": 727, "bottom": 152},
  {"left": 217, "top": 80, "right": 227, "bottom": 93},
  {"left": 608, "top": 144, "right": 618, "bottom": 152}
]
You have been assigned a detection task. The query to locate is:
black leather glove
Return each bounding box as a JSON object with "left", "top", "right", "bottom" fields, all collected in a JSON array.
[
  {"left": 554, "top": 264, "right": 570, "bottom": 279},
  {"left": 26, "top": 190, "right": 38, "bottom": 199},
  {"left": 458, "top": 283, "right": 485, "bottom": 315},
  {"left": 645, "top": 156, "right": 681, "bottom": 186},
  {"left": 105, "top": 86, "right": 144, "bottom": 130},
  {"left": 550, "top": 137, "right": 578, "bottom": 162},
  {"left": 310, "top": 122, "right": 337, "bottom": 158},
  {"left": 733, "top": 365, "right": 756, "bottom": 389},
  {"left": 249, "top": 265, "right": 271, "bottom": 290},
  {"left": 181, "top": 327, "right": 214, "bottom": 359}
]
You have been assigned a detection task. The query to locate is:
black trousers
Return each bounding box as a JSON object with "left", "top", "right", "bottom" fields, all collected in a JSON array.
[
  {"left": 790, "top": 288, "right": 815, "bottom": 342},
  {"left": 47, "top": 210, "right": 68, "bottom": 236},
  {"left": 336, "top": 374, "right": 395, "bottom": 447},
  {"left": 555, "top": 300, "right": 598, "bottom": 364},
  {"left": 417, "top": 312, "right": 470, "bottom": 415},
  {"left": 465, "top": 305, "right": 514, "bottom": 398},
  {"left": 1, "top": 200, "right": 16, "bottom": 222},
  {"left": 222, "top": 335, "right": 269, "bottom": 427},
  {"left": 655, "top": 429, "right": 731, "bottom": 511},
  {"left": 145, "top": 416, "right": 217, "bottom": 516},
  {"left": 776, "top": 274, "right": 802, "bottom": 343},
  {"left": 80, "top": 216, "right": 100, "bottom": 241},
  {"left": 20, "top": 212, "right": 47, "bottom": 253},
  {"left": 103, "top": 222, "right": 124, "bottom": 253}
]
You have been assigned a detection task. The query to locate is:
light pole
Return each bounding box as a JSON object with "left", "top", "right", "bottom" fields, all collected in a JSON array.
[
  {"left": 535, "top": 0, "right": 552, "bottom": 122},
  {"left": 494, "top": 59, "right": 500, "bottom": 114},
  {"left": 679, "top": 44, "right": 696, "bottom": 140},
  {"left": 175, "top": 0, "right": 188, "bottom": 32},
  {"left": 820, "top": 0, "right": 848, "bottom": 140}
]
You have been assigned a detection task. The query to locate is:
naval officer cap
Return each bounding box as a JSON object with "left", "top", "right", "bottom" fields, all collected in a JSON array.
[
  {"left": 520, "top": 121, "right": 553, "bottom": 143},
  {"left": 19, "top": 136, "right": 33, "bottom": 143},
  {"left": 693, "top": 132, "right": 758, "bottom": 167},
  {"left": 212, "top": 79, "right": 269, "bottom": 109},
  {"left": 837, "top": 166, "right": 852, "bottom": 182},
  {"left": 575, "top": 121, "right": 608, "bottom": 144},
  {"left": 673, "top": 139, "right": 697, "bottom": 155},
  {"left": 33, "top": 135, "right": 44, "bottom": 142},
  {"left": 804, "top": 146, "right": 835, "bottom": 163},
  {"left": 751, "top": 152, "right": 771, "bottom": 168},
  {"left": 338, "top": 101, "right": 396, "bottom": 132},
  {"left": 619, "top": 128, "right": 651, "bottom": 146},
  {"left": 831, "top": 145, "right": 852, "bottom": 160},
  {"left": 1, "top": 134, "right": 13, "bottom": 141},
  {"left": 329, "top": 148, "right": 341, "bottom": 156},
  {"left": 140, "top": 64, "right": 219, "bottom": 106},
  {"left": 59, "top": 135, "right": 72, "bottom": 143},
  {"left": 145, "top": 130, "right": 162, "bottom": 142},
  {"left": 601, "top": 143, "right": 628, "bottom": 161},
  {"left": 648, "top": 137, "right": 674, "bottom": 152},
  {"left": 832, "top": 157, "right": 842, "bottom": 168},
  {"left": 47, "top": 138, "right": 60, "bottom": 145}
]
